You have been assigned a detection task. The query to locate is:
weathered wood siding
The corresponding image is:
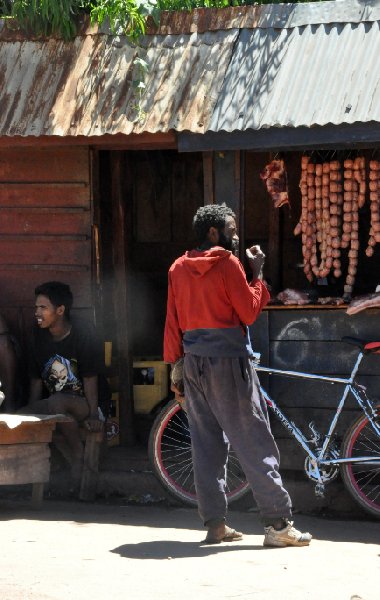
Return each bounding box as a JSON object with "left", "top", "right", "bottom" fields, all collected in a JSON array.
[
  {"left": 100, "top": 150, "right": 203, "bottom": 357},
  {"left": 250, "top": 308, "right": 380, "bottom": 470},
  {"left": 0, "top": 147, "right": 93, "bottom": 335}
]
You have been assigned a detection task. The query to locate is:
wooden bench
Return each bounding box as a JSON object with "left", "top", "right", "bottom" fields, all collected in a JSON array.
[
  {"left": 0, "top": 415, "right": 104, "bottom": 504},
  {"left": 79, "top": 427, "right": 104, "bottom": 501},
  {"left": 0, "top": 414, "right": 69, "bottom": 506},
  {"left": 51, "top": 421, "right": 105, "bottom": 502}
]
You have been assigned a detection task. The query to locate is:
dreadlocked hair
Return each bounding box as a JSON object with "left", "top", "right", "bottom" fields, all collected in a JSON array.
[{"left": 192, "top": 204, "right": 236, "bottom": 245}]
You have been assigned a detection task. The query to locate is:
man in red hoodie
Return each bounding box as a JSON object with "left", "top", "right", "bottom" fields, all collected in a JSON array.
[{"left": 164, "top": 204, "right": 311, "bottom": 548}]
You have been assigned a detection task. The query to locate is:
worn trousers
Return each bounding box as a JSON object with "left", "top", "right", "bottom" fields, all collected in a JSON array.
[{"left": 183, "top": 354, "right": 292, "bottom": 525}]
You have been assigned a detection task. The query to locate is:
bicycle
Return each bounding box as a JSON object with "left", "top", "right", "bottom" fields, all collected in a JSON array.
[{"left": 148, "top": 337, "right": 380, "bottom": 518}]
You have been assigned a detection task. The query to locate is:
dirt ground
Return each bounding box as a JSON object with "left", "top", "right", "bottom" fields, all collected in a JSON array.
[{"left": 0, "top": 497, "right": 379, "bottom": 600}]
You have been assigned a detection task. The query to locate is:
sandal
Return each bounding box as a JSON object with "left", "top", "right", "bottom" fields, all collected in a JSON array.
[{"left": 202, "top": 524, "right": 243, "bottom": 545}]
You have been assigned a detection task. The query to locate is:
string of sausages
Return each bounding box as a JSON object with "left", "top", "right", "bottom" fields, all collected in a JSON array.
[
  {"left": 367, "top": 160, "right": 380, "bottom": 256},
  {"left": 295, "top": 155, "right": 378, "bottom": 298}
]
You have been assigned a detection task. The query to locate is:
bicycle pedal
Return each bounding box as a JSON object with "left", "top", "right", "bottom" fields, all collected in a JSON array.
[{"left": 315, "top": 483, "right": 325, "bottom": 498}]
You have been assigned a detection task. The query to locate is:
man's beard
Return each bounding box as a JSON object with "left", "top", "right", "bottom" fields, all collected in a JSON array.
[
  {"left": 218, "top": 231, "right": 233, "bottom": 251},
  {"left": 219, "top": 232, "right": 239, "bottom": 256},
  {"left": 231, "top": 238, "right": 239, "bottom": 257}
]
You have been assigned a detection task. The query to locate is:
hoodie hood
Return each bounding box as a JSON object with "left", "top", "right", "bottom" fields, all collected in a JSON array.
[{"left": 183, "top": 247, "right": 231, "bottom": 278}]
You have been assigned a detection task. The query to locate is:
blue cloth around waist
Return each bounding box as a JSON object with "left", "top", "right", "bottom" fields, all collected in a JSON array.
[{"left": 183, "top": 327, "right": 254, "bottom": 357}]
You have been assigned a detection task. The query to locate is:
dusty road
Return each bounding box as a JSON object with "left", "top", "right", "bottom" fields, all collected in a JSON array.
[{"left": 0, "top": 498, "right": 378, "bottom": 600}]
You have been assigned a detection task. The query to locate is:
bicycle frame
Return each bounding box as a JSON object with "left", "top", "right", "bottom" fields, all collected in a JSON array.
[{"left": 255, "top": 350, "right": 380, "bottom": 470}]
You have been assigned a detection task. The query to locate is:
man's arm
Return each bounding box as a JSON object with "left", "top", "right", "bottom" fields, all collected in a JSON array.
[
  {"left": 224, "top": 256, "right": 270, "bottom": 325},
  {"left": 83, "top": 375, "right": 103, "bottom": 432},
  {"left": 163, "top": 271, "right": 183, "bottom": 364}
]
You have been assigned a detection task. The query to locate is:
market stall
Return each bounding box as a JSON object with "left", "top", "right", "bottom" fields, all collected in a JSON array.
[{"left": 246, "top": 149, "right": 380, "bottom": 476}]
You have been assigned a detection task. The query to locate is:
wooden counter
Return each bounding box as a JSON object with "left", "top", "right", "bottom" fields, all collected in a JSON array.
[{"left": 264, "top": 304, "right": 348, "bottom": 310}]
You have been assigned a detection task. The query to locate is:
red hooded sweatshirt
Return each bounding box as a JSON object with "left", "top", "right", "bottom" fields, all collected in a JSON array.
[{"left": 164, "top": 247, "right": 269, "bottom": 364}]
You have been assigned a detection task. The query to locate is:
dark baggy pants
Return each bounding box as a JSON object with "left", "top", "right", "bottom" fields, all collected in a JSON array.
[{"left": 183, "top": 354, "right": 292, "bottom": 525}]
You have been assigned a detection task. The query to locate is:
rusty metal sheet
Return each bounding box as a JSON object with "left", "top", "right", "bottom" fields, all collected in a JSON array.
[
  {"left": 155, "top": 1, "right": 380, "bottom": 35},
  {"left": 0, "top": 28, "right": 237, "bottom": 137},
  {"left": 2, "top": 2, "right": 380, "bottom": 40}
]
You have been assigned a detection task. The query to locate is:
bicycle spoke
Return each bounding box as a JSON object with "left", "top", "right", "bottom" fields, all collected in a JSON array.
[
  {"left": 341, "top": 407, "right": 380, "bottom": 517},
  {"left": 150, "top": 400, "right": 249, "bottom": 505},
  {"left": 354, "top": 470, "right": 379, "bottom": 487},
  {"left": 353, "top": 433, "right": 380, "bottom": 454},
  {"left": 160, "top": 431, "right": 190, "bottom": 446},
  {"left": 161, "top": 443, "right": 191, "bottom": 454},
  {"left": 165, "top": 459, "right": 194, "bottom": 480}
]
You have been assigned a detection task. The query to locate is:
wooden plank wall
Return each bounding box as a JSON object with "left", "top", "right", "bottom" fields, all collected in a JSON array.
[
  {"left": 127, "top": 150, "right": 204, "bottom": 358},
  {"left": 251, "top": 308, "right": 380, "bottom": 471},
  {"left": 0, "top": 147, "right": 93, "bottom": 340}
]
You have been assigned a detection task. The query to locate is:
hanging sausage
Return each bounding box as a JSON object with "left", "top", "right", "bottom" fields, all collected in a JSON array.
[
  {"left": 330, "top": 160, "right": 343, "bottom": 278},
  {"left": 295, "top": 153, "right": 367, "bottom": 299},
  {"left": 342, "top": 158, "right": 360, "bottom": 297},
  {"left": 296, "top": 156, "right": 314, "bottom": 281},
  {"left": 367, "top": 160, "right": 380, "bottom": 256}
]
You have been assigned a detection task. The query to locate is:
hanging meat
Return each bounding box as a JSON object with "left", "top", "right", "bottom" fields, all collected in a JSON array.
[
  {"left": 342, "top": 158, "right": 361, "bottom": 298},
  {"left": 295, "top": 154, "right": 367, "bottom": 300},
  {"left": 330, "top": 160, "right": 343, "bottom": 278},
  {"left": 295, "top": 156, "right": 315, "bottom": 282},
  {"left": 296, "top": 158, "right": 341, "bottom": 281},
  {"left": 260, "top": 159, "right": 290, "bottom": 208},
  {"left": 366, "top": 160, "right": 380, "bottom": 256}
]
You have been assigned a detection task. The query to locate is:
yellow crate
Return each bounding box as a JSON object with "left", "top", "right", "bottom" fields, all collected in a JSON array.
[{"left": 133, "top": 361, "right": 169, "bottom": 414}]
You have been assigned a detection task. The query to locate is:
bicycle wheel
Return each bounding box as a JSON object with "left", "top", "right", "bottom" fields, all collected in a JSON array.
[
  {"left": 341, "top": 407, "right": 380, "bottom": 518},
  {"left": 148, "top": 399, "right": 250, "bottom": 506}
]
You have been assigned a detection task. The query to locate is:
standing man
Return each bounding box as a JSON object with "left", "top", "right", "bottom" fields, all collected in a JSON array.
[
  {"left": 164, "top": 204, "right": 311, "bottom": 548},
  {"left": 24, "top": 281, "right": 106, "bottom": 485}
]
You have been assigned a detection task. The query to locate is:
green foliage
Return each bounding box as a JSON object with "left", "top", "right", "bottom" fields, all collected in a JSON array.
[
  {"left": 89, "top": 0, "right": 160, "bottom": 39},
  {"left": 9, "top": 0, "right": 85, "bottom": 38},
  {"left": 90, "top": 0, "right": 322, "bottom": 37},
  {"left": 0, "top": 1, "right": 330, "bottom": 40}
]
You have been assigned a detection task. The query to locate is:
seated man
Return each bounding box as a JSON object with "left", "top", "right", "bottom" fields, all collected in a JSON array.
[
  {"left": 24, "top": 281, "right": 108, "bottom": 484},
  {"left": 0, "top": 313, "right": 17, "bottom": 413}
]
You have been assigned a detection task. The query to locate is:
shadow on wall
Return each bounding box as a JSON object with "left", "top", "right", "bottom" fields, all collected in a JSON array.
[{"left": 130, "top": 272, "right": 168, "bottom": 358}]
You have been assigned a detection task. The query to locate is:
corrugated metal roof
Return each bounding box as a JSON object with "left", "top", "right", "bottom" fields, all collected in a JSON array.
[
  {"left": 209, "top": 19, "right": 380, "bottom": 132},
  {"left": 0, "top": 29, "right": 237, "bottom": 136},
  {"left": 0, "top": 1, "right": 380, "bottom": 138}
]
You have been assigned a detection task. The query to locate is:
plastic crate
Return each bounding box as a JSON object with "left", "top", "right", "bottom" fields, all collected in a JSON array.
[{"left": 133, "top": 361, "right": 169, "bottom": 414}]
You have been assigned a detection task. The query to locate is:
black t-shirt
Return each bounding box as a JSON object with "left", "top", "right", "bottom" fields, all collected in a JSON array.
[{"left": 28, "top": 321, "right": 104, "bottom": 398}]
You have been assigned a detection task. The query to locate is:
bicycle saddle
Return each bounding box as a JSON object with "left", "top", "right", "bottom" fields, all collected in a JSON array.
[{"left": 342, "top": 336, "right": 380, "bottom": 354}]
